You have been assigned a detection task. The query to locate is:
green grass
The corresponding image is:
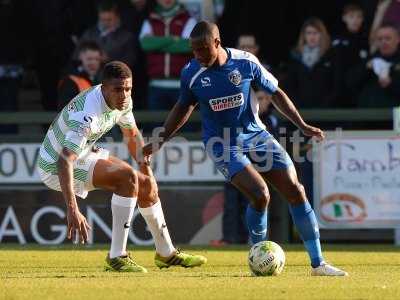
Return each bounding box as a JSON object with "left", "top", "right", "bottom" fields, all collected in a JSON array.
[{"left": 0, "top": 244, "right": 399, "bottom": 300}]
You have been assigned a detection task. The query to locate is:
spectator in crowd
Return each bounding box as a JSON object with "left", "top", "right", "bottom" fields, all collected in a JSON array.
[
  {"left": 370, "top": 0, "right": 400, "bottom": 53},
  {"left": 333, "top": 3, "right": 369, "bottom": 106},
  {"left": 237, "top": 34, "right": 260, "bottom": 56},
  {"left": 139, "top": 0, "right": 196, "bottom": 110},
  {"left": 347, "top": 23, "right": 400, "bottom": 108},
  {"left": 79, "top": 0, "right": 137, "bottom": 68},
  {"left": 284, "top": 17, "right": 342, "bottom": 108},
  {"left": 58, "top": 41, "right": 103, "bottom": 109},
  {"left": 237, "top": 34, "right": 274, "bottom": 72},
  {"left": 179, "top": 0, "right": 225, "bottom": 22}
]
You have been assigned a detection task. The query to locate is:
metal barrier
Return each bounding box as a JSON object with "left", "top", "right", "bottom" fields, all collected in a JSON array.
[{"left": 0, "top": 108, "right": 394, "bottom": 142}]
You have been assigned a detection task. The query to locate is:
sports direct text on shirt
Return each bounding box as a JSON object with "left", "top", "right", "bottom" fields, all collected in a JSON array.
[{"left": 209, "top": 93, "right": 244, "bottom": 111}]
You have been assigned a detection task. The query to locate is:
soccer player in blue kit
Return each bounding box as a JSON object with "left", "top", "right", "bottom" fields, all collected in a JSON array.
[{"left": 143, "top": 21, "right": 348, "bottom": 276}]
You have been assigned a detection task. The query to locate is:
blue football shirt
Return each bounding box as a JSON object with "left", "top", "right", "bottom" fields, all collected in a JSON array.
[{"left": 179, "top": 48, "right": 279, "bottom": 153}]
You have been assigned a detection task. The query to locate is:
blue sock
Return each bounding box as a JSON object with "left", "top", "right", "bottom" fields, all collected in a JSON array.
[
  {"left": 289, "top": 202, "right": 324, "bottom": 268},
  {"left": 246, "top": 204, "right": 268, "bottom": 245}
]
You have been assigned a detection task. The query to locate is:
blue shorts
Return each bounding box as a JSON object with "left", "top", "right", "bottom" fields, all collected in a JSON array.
[{"left": 207, "top": 134, "right": 293, "bottom": 181}]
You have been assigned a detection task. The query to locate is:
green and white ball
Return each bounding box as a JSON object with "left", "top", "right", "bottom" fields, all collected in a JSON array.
[{"left": 248, "top": 241, "right": 285, "bottom": 276}]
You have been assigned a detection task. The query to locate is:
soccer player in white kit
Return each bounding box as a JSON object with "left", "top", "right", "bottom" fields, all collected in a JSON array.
[{"left": 37, "top": 61, "right": 206, "bottom": 272}]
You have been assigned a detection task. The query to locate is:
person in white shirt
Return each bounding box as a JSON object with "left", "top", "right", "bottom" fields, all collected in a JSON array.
[{"left": 38, "top": 61, "right": 206, "bottom": 272}]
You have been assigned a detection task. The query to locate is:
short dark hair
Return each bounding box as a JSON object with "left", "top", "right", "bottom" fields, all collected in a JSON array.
[
  {"left": 237, "top": 34, "right": 258, "bottom": 44},
  {"left": 97, "top": 0, "right": 119, "bottom": 14},
  {"left": 190, "top": 21, "right": 219, "bottom": 41},
  {"left": 102, "top": 61, "right": 132, "bottom": 82},
  {"left": 379, "top": 22, "right": 400, "bottom": 35},
  {"left": 77, "top": 40, "right": 102, "bottom": 54},
  {"left": 343, "top": 3, "right": 363, "bottom": 15}
]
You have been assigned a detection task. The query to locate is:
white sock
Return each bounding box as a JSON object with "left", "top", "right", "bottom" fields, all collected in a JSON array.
[
  {"left": 109, "top": 194, "right": 137, "bottom": 259},
  {"left": 139, "top": 200, "right": 176, "bottom": 257}
]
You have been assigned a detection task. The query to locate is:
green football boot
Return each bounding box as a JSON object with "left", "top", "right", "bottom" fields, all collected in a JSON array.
[
  {"left": 155, "top": 249, "right": 207, "bottom": 269},
  {"left": 105, "top": 252, "right": 148, "bottom": 273}
]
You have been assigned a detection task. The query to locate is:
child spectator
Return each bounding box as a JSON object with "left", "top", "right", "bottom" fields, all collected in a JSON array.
[
  {"left": 58, "top": 41, "right": 103, "bottom": 109},
  {"left": 333, "top": 3, "right": 369, "bottom": 106}
]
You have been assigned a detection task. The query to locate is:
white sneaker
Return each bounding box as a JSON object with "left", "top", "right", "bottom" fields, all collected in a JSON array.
[{"left": 311, "top": 262, "right": 349, "bottom": 276}]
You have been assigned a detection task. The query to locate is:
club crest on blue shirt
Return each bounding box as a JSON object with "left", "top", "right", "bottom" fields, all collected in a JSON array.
[{"left": 228, "top": 69, "right": 242, "bottom": 86}]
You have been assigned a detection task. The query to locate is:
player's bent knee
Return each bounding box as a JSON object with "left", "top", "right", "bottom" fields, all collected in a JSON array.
[
  {"left": 140, "top": 175, "right": 159, "bottom": 201},
  {"left": 149, "top": 176, "right": 159, "bottom": 197},
  {"left": 117, "top": 168, "right": 138, "bottom": 196},
  {"left": 286, "top": 182, "right": 307, "bottom": 205},
  {"left": 252, "top": 186, "right": 270, "bottom": 210}
]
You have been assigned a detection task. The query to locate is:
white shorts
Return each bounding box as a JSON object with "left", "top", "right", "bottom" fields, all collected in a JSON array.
[{"left": 38, "top": 148, "right": 109, "bottom": 199}]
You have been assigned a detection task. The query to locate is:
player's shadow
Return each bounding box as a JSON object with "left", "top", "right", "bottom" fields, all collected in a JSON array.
[
  {"left": 1, "top": 274, "right": 150, "bottom": 279},
  {"left": 203, "top": 244, "right": 399, "bottom": 253},
  {"left": 1, "top": 243, "right": 398, "bottom": 252}
]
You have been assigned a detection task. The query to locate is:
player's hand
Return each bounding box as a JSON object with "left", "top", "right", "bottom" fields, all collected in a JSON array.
[
  {"left": 67, "top": 208, "right": 91, "bottom": 244},
  {"left": 139, "top": 160, "right": 152, "bottom": 174},
  {"left": 137, "top": 153, "right": 152, "bottom": 166},
  {"left": 301, "top": 124, "right": 325, "bottom": 141},
  {"left": 143, "top": 154, "right": 151, "bottom": 165}
]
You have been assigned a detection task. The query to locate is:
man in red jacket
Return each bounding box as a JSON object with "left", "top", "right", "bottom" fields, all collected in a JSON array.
[{"left": 140, "top": 0, "right": 196, "bottom": 110}]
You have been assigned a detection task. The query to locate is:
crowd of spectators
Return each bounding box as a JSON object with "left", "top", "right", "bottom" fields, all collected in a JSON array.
[
  {"left": 283, "top": 3, "right": 400, "bottom": 109},
  {"left": 2, "top": 0, "right": 400, "bottom": 117}
]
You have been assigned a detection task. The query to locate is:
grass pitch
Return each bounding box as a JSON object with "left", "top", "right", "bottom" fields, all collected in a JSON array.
[{"left": 0, "top": 244, "right": 399, "bottom": 300}]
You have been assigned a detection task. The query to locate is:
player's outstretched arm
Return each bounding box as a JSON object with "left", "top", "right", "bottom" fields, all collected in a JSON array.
[
  {"left": 143, "top": 101, "right": 196, "bottom": 156},
  {"left": 271, "top": 87, "right": 325, "bottom": 141},
  {"left": 121, "top": 126, "right": 153, "bottom": 176},
  {"left": 58, "top": 148, "right": 90, "bottom": 244},
  {"left": 121, "top": 126, "right": 145, "bottom": 163},
  {"left": 161, "top": 101, "right": 197, "bottom": 140}
]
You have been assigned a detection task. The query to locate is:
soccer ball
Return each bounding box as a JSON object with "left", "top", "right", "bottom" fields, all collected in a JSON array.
[{"left": 248, "top": 241, "right": 285, "bottom": 276}]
